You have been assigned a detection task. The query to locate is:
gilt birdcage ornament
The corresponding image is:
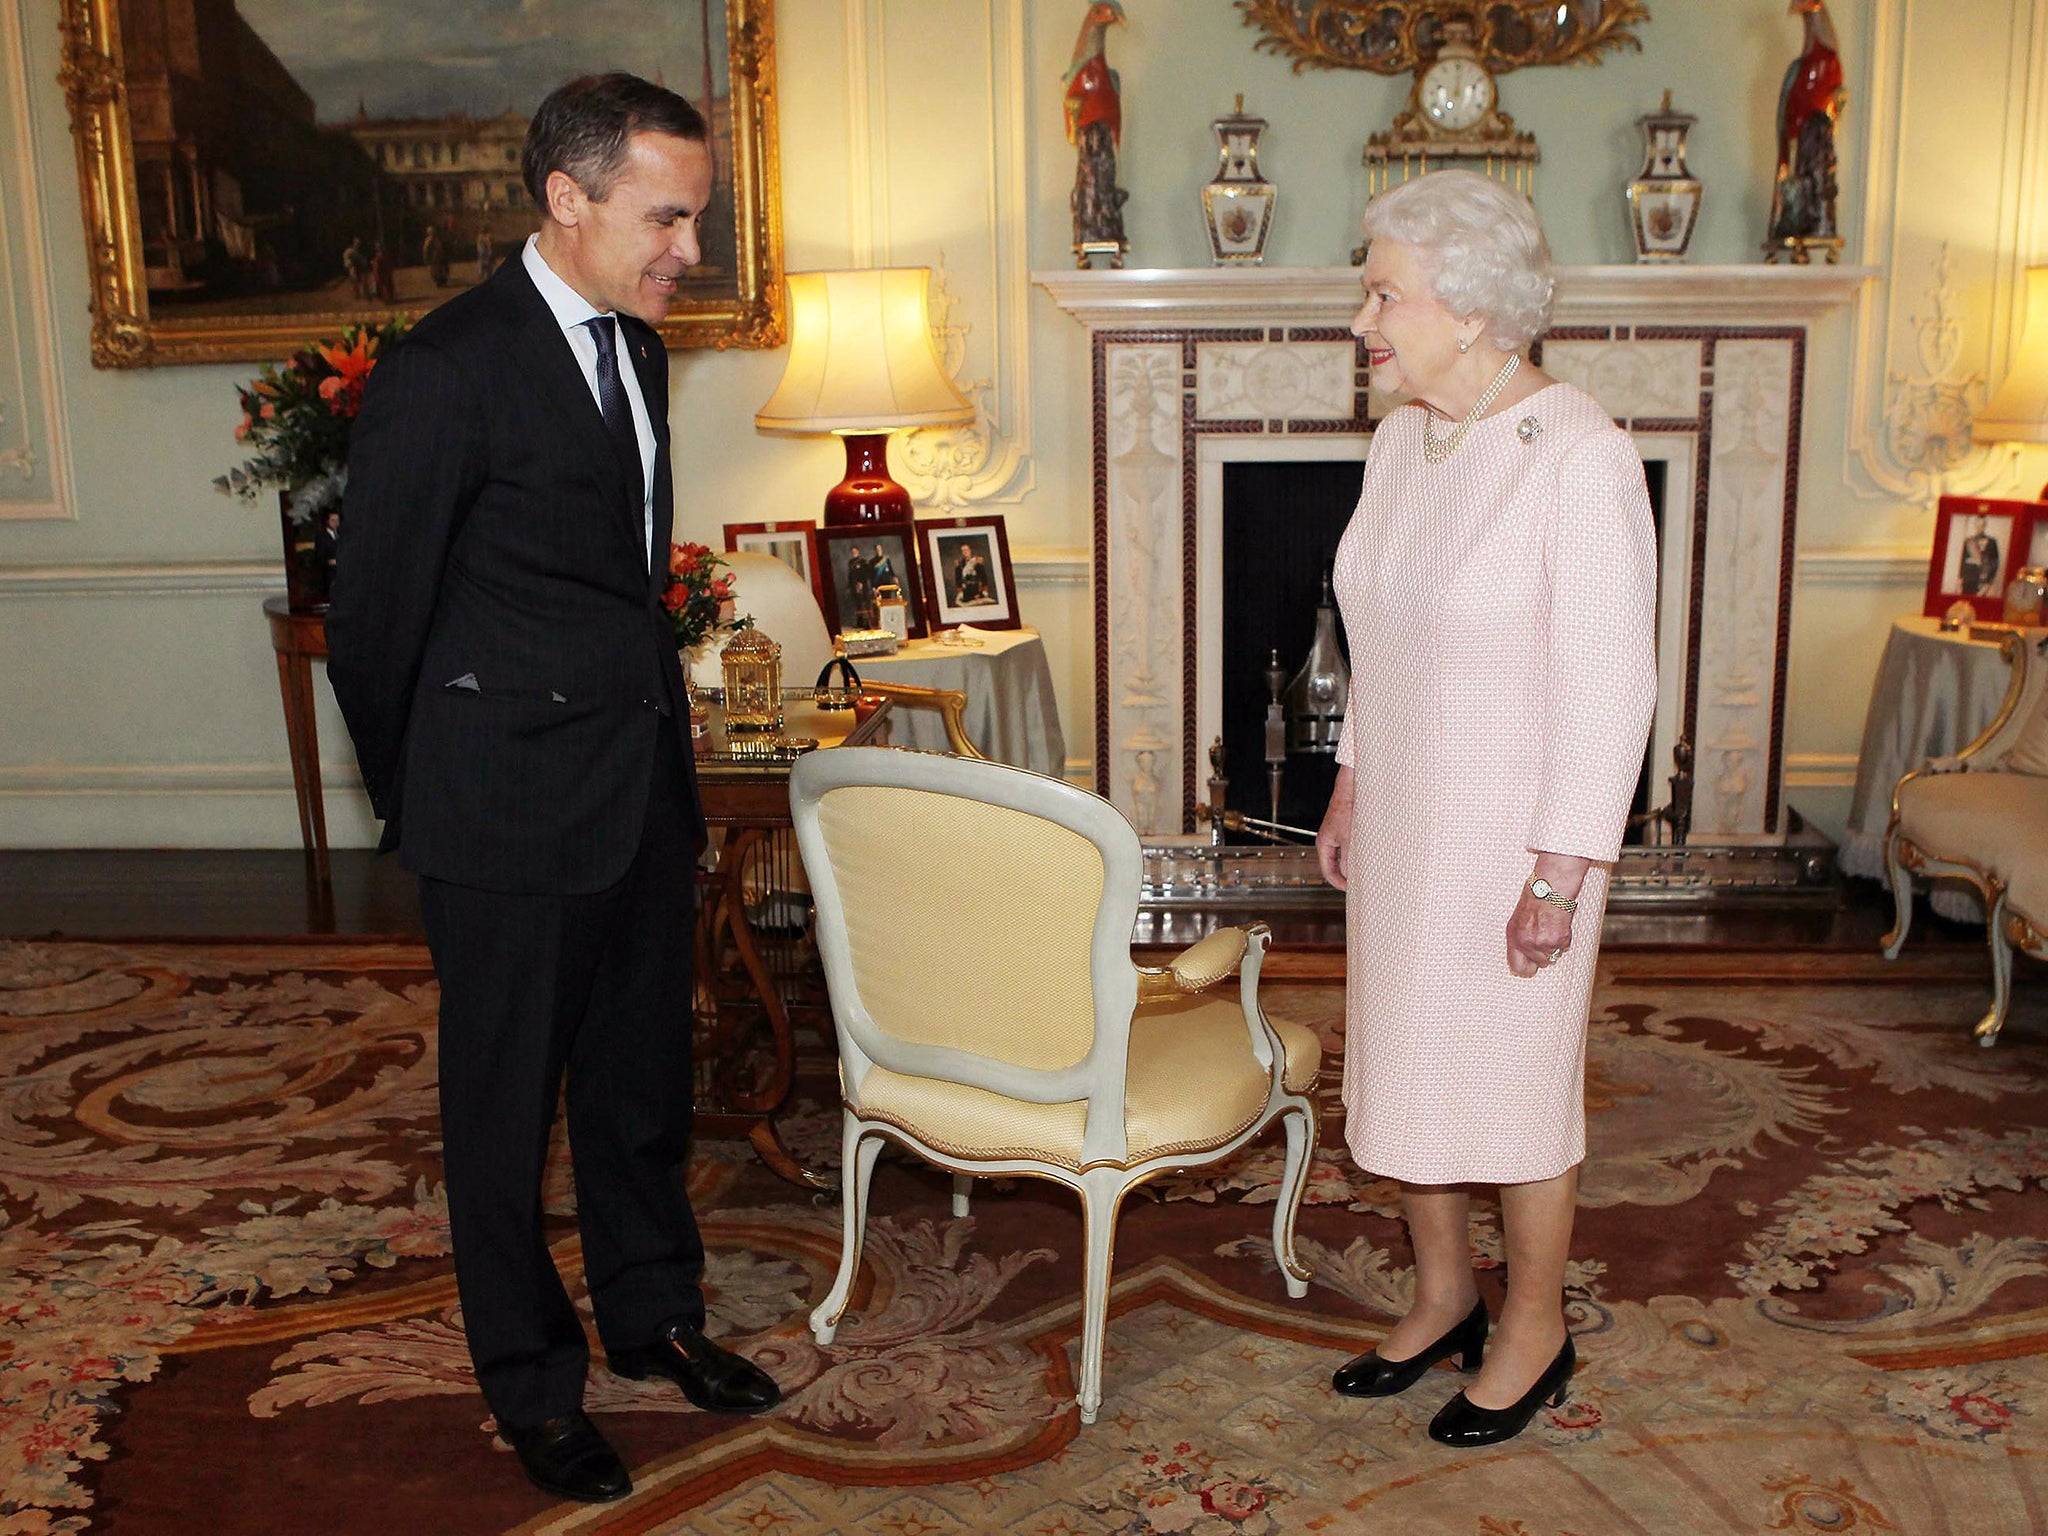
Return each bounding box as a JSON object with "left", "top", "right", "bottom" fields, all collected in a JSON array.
[{"left": 719, "top": 627, "right": 784, "bottom": 732}]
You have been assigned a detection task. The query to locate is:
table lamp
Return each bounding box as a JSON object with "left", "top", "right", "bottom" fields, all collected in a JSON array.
[
  {"left": 754, "top": 268, "right": 976, "bottom": 526},
  {"left": 1974, "top": 264, "right": 2048, "bottom": 499}
]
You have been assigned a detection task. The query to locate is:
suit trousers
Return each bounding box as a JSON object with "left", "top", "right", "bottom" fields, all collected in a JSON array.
[{"left": 419, "top": 723, "right": 705, "bottom": 1430}]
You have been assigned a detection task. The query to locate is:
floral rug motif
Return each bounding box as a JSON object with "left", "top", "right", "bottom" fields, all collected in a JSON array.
[{"left": 0, "top": 941, "right": 2044, "bottom": 1535}]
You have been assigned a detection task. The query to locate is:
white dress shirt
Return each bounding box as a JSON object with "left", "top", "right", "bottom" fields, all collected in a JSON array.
[{"left": 522, "top": 235, "right": 657, "bottom": 568}]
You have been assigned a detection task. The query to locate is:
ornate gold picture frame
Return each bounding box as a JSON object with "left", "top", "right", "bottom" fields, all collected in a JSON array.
[
  {"left": 1238, "top": 0, "right": 1647, "bottom": 76},
  {"left": 57, "top": 0, "right": 783, "bottom": 368}
]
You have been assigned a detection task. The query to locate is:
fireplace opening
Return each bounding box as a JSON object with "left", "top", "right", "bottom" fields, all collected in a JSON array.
[
  {"left": 1218, "top": 460, "right": 1357, "bottom": 842},
  {"left": 1216, "top": 455, "right": 1671, "bottom": 847}
]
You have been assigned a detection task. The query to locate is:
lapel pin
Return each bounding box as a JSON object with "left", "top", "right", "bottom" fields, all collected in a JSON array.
[{"left": 1517, "top": 417, "right": 1542, "bottom": 443}]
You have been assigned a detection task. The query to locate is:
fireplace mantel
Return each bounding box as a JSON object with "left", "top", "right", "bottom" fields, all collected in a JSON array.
[
  {"left": 1041, "top": 262, "right": 1874, "bottom": 846},
  {"left": 1035, "top": 263, "right": 1876, "bottom": 331}
]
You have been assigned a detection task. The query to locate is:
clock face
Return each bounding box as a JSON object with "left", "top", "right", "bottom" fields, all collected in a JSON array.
[{"left": 1420, "top": 57, "right": 1494, "bottom": 132}]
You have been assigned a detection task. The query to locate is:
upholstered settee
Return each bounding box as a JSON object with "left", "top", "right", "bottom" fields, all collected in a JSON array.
[{"left": 1883, "top": 630, "right": 2048, "bottom": 1045}]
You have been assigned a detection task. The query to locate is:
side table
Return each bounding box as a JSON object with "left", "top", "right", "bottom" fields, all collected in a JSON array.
[
  {"left": 850, "top": 627, "right": 1067, "bottom": 775},
  {"left": 263, "top": 594, "right": 332, "bottom": 888},
  {"left": 1841, "top": 615, "right": 2015, "bottom": 919}
]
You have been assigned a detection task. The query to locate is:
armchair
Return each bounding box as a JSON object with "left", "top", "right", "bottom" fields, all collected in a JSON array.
[
  {"left": 1883, "top": 630, "right": 2048, "bottom": 1044},
  {"left": 788, "top": 746, "right": 1321, "bottom": 1423}
]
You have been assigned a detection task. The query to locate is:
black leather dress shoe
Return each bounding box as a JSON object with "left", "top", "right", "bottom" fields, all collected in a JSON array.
[
  {"left": 608, "top": 1319, "right": 782, "bottom": 1415},
  {"left": 498, "top": 1410, "right": 630, "bottom": 1503},
  {"left": 1332, "top": 1298, "right": 1487, "bottom": 1398},
  {"left": 1428, "top": 1336, "right": 1576, "bottom": 1447}
]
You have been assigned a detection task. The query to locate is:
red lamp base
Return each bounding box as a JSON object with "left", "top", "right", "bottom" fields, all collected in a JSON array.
[{"left": 822, "top": 432, "right": 913, "bottom": 526}]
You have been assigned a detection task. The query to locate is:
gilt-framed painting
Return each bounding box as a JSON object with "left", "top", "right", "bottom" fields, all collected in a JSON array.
[{"left": 57, "top": 0, "right": 783, "bottom": 367}]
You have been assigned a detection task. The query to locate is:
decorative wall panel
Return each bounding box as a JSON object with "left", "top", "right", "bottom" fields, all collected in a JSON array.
[
  {"left": 0, "top": 0, "right": 72, "bottom": 521},
  {"left": 1196, "top": 342, "right": 1356, "bottom": 422}
]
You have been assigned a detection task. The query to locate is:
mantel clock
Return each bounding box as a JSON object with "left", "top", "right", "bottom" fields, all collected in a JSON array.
[{"left": 1238, "top": 1, "right": 1650, "bottom": 200}]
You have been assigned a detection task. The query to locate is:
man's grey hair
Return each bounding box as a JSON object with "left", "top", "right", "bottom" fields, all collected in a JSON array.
[
  {"left": 1358, "top": 170, "right": 1555, "bottom": 352},
  {"left": 521, "top": 72, "right": 707, "bottom": 208}
]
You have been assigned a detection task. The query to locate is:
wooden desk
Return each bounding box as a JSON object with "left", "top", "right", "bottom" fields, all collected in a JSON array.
[
  {"left": 260, "top": 593, "right": 859, "bottom": 1185},
  {"left": 263, "top": 595, "right": 333, "bottom": 888},
  {"left": 689, "top": 693, "right": 890, "bottom": 1189}
]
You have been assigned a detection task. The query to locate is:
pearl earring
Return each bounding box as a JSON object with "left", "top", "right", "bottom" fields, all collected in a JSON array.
[{"left": 1457, "top": 337, "right": 1472, "bottom": 354}]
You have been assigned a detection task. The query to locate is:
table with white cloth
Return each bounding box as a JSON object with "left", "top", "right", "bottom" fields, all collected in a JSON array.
[
  {"left": 1840, "top": 616, "right": 2016, "bottom": 920},
  {"left": 849, "top": 627, "right": 1067, "bottom": 776}
]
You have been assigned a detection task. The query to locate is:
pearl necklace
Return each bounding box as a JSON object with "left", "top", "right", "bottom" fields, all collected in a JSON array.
[{"left": 1421, "top": 353, "right": 1521, "bottom": 466}]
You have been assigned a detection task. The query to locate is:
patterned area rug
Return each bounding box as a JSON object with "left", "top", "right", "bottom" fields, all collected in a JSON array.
[{"left": 3, "top": 940, "right": 2045, "bottom": 1535}]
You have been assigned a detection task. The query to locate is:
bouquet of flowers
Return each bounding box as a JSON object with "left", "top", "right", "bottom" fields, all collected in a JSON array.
[
  {"left": 213, "top": 318, "right": 409, "bottom": 523},
  {"left": 662, "top": 542, "right": 753, "bottom": 655}
]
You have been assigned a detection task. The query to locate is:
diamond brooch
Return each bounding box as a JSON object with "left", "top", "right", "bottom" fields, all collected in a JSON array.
[{"left": 1516, "top": 417, "right": 1542, "bottom": 444}]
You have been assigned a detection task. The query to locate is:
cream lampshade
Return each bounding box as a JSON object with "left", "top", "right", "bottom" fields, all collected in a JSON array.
[
  {"left": 754, "top": 268, "right": 975, "bottom": 526},
  {"left": 1975, "top": 265, "right": 2048, "bottom": 455}
]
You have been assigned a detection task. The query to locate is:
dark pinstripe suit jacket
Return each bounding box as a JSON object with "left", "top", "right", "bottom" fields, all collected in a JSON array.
[{"left": 326, "top": 256, "right": 704, "bottom": 894}]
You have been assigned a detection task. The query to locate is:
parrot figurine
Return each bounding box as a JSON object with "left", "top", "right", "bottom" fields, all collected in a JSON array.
[
  {"left": 1064, "top": 1, "right": 1129, "bottom": 266},
  {"left": 1767, "top": 0, "right": 1847, "bottom": 257}
]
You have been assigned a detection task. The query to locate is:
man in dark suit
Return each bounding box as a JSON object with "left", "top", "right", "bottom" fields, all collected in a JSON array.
[{"left": 326, "top": 74, "right": 780, "bottom": 1507}]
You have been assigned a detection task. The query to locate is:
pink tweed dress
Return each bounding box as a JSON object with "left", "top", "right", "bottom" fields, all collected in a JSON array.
[{"left": 1332, "top": 381, "right": 1657, "bottom": 1185}]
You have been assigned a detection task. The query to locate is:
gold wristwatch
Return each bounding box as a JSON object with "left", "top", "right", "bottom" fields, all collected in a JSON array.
[{"left": 1528, "top": 877, "right": 1578, "bottom": 914}]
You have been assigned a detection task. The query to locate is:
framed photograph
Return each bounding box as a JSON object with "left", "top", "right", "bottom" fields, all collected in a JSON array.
[
  {"left": 57, "top": 0, "right": 783, "bottom": 367},
  {"left": 813, "top": 523, "right": 927, "bottom": 640},
  {"left": 2026, "top": 505, "right": 2048, "bottom": 574},
  {"left": 723, "top": 521, "right": 816, "bottom": 588},
  {"left": 1925, "top": 496, "right": 2027, "bottom": 620},
  {"left": 914, "top": 515, "right": 1022, "bottom": 631}
]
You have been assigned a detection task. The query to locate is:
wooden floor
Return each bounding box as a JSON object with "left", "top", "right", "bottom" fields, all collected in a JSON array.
[{"left": 0, "top": 847, "right": 2003, "bottom": 955}]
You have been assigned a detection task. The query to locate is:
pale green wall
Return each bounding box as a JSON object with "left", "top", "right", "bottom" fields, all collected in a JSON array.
[{"left": 2, "top": 0, "right": 2042, "bottom": 853}]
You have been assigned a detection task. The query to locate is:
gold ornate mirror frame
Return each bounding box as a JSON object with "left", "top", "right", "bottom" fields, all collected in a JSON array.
[
  {"left": 1239, "top": 0, "right": 1648, "bottom": 75},
  {"left": 57, "top": 0, "right": 783, "bottom": 368}
]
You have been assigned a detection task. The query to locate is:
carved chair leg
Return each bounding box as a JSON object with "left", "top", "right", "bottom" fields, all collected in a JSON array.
[
  {"left": 1271, "top": 1098, "right": 1315, "bottom": 1300},
  {"left": 810, "top": 1115, "right": 882, "bottom": 1344},
  {"left": 1881, "top": 830, "right": 1914, "bottom": 960},
  {"left": 1977, "top": 885, "right": 2014, "bottom": 1049},
  {"left": 1074, "top": 1167, "right": 1131, "bottom": 1426}
]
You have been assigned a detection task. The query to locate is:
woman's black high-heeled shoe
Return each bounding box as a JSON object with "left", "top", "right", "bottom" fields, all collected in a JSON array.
[
  {"left": 1426, "top": 1335, "right": 1575, "bottom": 1446},
  {"left": 1331, "top": 1298, "right": 1487, "bottom": 1399}
]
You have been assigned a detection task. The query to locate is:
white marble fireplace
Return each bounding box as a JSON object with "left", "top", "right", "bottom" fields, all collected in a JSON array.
[{"left": 1037, "top": 265, "right": 1871, "bottom": 843}]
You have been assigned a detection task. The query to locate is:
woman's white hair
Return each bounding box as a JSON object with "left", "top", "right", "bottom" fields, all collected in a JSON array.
[{"left": 1358, "top": 170, "right": 1554, "bottom": 351}]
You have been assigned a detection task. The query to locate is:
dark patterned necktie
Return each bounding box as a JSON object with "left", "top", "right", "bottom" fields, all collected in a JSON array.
[{"left": 584, "top": 315, "right": 644, "bottom": 516}]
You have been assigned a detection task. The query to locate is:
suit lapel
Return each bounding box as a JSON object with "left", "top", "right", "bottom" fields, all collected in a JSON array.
[{"left": 499, "top": 261, "right": 646, "bottom": 561}]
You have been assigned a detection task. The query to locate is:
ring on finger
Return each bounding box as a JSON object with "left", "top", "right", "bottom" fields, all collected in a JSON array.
[{"left": 1546, "top": 947, "right": 1564, "bottom": 963}]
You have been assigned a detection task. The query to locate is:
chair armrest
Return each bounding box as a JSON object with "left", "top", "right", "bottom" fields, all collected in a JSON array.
[
  {"left": 857, "top": 681, "right": 987, "bottom": 760},
  {"left": 1134, "top": 926, "right": 1249, "bottom": 1004}
]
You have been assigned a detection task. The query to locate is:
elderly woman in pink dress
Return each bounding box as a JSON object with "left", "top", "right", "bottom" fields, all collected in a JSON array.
[{"left": 1314, "top": 170, "right": 1656, "bottom": 1448}]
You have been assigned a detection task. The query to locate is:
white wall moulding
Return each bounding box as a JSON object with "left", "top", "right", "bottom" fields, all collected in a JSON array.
[
  {"left": 0, "top": 763, "right": 374, "bottom": 850},
  {"left": 1013, "top": 552, "right": 1088, "bottom": 587},
  {"left": 0, "top": 561, "right": 282, "bottom": 597},
  {"left": 1844, "top": 0, "right": 2048, "bottom": 509},
  {"left": 851, "top": 0, "right": 1035, "bottom": 513},
  {"left": 1041, "top": 265, "right": 1866, "bottom": 841},
  {"left": 0, "top": 0, "right": 75, "bottom": 520},
  {"left": 1783, "top": 753, "right": 1860, "bottom": 790},
  {"left": 1034, "top": 264, "right": 1877, "bottom": 332},
  {"left": 1793, "top": 548, "right": 1925, "bottom": 586}
]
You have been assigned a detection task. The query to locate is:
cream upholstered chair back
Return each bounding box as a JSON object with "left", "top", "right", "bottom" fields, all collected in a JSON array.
[
  {"left": 693, "top": 550, "right": 836, "bottom": 687},
  {"left": 1991, "top": 633, "right": 2048, "bottom": 776},
  {"left": 790, "top": 746, "right": 1143, "bottom": 1165}
]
